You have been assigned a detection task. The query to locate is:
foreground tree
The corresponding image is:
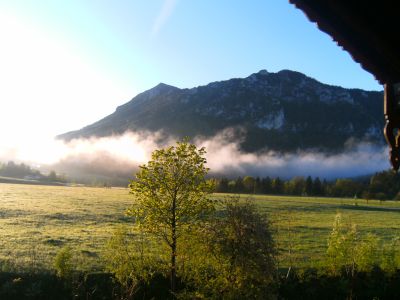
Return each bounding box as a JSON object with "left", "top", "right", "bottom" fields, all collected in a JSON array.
[{"left": 128, "top": 140, "right": 214, "bottom": 295}]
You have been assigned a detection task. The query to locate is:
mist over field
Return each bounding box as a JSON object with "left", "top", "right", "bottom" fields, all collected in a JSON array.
[{"left": 0, "top": 130, "right": 389, "bottom": 180}]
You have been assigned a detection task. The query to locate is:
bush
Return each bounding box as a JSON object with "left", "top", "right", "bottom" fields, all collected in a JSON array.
[
  {"left": 103, "top": 226, "right": 166, "bottom": 298},
  {"left": 326, "top": 214, "right": 380, "bottom": 276},
  {"left": 181, "top": 198, "right": 277, "bottom": 299},
  {"left": 53, "top": 247, "right": 73, "bottom": 279}
]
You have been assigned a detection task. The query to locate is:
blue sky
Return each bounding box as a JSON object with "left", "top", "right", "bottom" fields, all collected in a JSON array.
[
  {"left": 0, "top": 0, "right": 383, "bottom": 162},
  {"left": 1, "top": 0, "right": 383, "bottom": 91}
]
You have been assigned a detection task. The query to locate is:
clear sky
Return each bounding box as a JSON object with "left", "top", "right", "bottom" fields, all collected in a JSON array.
[{"left": 0, "top": 0, "right": 383, "bottom": 147}]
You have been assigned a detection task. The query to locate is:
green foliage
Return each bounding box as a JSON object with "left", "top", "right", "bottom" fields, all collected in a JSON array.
[
  {"left": 381, "top": 237, "right": 400, "bottom": 274},
  {"left": 278, "top": 267, "right": 400, "bottom": 300},
  {"left": 312, "top": 177, "right": 324, "bottom": 195},
  {"left": 242, "top": 176, "right": 255, "bottom": 193},
  {"left": 272, "top": 177, "right": 284, "bottom": 194},
  {"left": 326, "top": 214, "right": 380, "bottom": 276},
  {"left": 215, "top": 177, "right": 229, "bottom": 192},
  {"left": 284, "top": 176, "right": 306, "bottom": 195},
  {"left": 234, "top": 177, "right": 244, "bottom": 193},
  {"left": 103, "top": 226, "right": 162, "bottom": 296},
  {"left": 331, "top": 179, "right": 362, "bottom": 198},
  {"left": 356, "top": 233, "right": 379, "bottom": 272},
  {"left": 53, "top": 246, "right": 73, "bottom": 278},
  {"left": 182, "top": 198, "right": 277, "bottom": 299},
  {"left": 369, "top": 170, "right": 400, "bottom": 200},
  {"left": 214, "top": 173, "right": 385, "bottom": 199},
  {"left": 304, "top": 176, "right": 313, "bottom": 196},
  {"left": 128, "top": 140, "right": 215, "bottom": 237},
  {"left": 128, "top": 139, "right": 215, "bottom": 293}
]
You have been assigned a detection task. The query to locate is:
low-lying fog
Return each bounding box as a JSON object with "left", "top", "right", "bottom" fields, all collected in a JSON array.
[{"left": 0, "top": 130, "right": 389, "bottom": 180}]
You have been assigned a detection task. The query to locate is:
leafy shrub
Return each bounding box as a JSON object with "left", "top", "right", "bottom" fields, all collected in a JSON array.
[
  {"left": 181, "top": 198, "right": 277, "bottom": 299},
  {"left": 103, "top": 226, "right": 165, "bottom": 297},
  {"left": 326, "top": 213, "right": 390, "bottom": 276},
  {"left": 53, "top": 246, "right": 73, "bottom": 279}
]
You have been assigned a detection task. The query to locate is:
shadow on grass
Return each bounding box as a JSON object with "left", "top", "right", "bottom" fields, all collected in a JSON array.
[
  {"left": 276, "top": 204, "right": 340, "bottom": 213},
  {"left": 275, "top": 203, "right": 400, "bottom": 214},
  {"left": 0, "top": 209, "right": 33, "bottom": 218},
  {"left": 339, "top": 205, "right": 400, "bottom": 213}
]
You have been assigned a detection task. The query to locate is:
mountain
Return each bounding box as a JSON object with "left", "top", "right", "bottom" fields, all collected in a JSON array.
[{"left": 58, "top": 70, "right": 384, "bottom": 153}]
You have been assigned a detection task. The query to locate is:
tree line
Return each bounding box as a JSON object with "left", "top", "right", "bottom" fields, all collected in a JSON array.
[
  {"left": 214, "top": 170, "right": 400, "bottom": 200},
  {"left": 0, "top": 161, "right": 66, "bottom": 183},
  {"left": 0, "top": 161, "right": 42, "bottom": 179},
  {"left": 2, "top": 159, "right": 399, "bottom": 201}
]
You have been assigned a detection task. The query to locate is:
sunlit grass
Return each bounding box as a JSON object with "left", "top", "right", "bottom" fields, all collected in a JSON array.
[
  {"left": 224, "top": 193, "right": 400, "bottom": 268},
  {"left": 0, "top": 184, "right": 133, "bottom": 271},
  {"left": 1, "top": 184, "right": 400, "bottom": 271}
]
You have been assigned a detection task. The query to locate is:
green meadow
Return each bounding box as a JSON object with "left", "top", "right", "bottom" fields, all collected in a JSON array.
[{"left": 1, "top": 183, "right": 399, "bottom": 271}]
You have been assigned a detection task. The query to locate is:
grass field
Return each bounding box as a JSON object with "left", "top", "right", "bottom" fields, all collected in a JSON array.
[{"left": 1, "top": 183, "right": 400, "bottom": 272}]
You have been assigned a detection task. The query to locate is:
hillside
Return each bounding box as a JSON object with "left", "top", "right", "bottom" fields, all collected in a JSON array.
[{"left": 58, "top": 70, "right": 384, "bottom": 153}]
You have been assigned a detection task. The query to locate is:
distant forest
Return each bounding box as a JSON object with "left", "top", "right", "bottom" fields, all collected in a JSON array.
[
  {"left": 1, "top": 160, "right": 398, "bottom": 200},
  {"left": 214, "top": 170, "right": 400, "bottom": 201},
  {"left": 0, "top": 161, "right": 66, "bottom": 183}
]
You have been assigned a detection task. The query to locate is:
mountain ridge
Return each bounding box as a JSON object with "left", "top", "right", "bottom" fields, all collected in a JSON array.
[{"left": 58, "top": 69, "right": 384, "bottom": 153}]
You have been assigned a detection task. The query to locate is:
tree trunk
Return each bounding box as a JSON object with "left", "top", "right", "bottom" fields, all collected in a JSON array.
[
  {"left": 170, "top": 195, "right": 177, "bottom": 295},
  {"left": 171, "top": 240, "right": 176, "bottom": 294}
]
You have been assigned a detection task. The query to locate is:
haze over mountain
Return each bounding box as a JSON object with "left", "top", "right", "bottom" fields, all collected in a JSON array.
[{"left": 59, "top": 69, "right": 384, "bottom": 154}]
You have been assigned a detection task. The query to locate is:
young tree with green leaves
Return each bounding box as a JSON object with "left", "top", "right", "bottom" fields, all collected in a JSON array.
[
  {"left": 128, "top": 139, "right": 214, "bottom": 295},
  {"left": 326, "top": 213, "right": 380, "bottom": 276}
]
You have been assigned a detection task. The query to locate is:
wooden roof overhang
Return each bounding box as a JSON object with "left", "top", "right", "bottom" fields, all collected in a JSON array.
[{"left": 289, "top": 0, "right": 400, "bottom": 170}]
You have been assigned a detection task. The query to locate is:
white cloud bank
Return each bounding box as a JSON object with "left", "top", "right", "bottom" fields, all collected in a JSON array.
[
  {"left": 0, "top": 130, "right": 389, "bottom": 180},
  {"left": 197, "top": 134, "right": 389, "bottom": 178}
]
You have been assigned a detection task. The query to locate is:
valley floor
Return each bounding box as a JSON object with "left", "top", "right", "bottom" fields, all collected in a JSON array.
[{"left": 0, "top": 183, "right": 399, "bottom": 271}]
